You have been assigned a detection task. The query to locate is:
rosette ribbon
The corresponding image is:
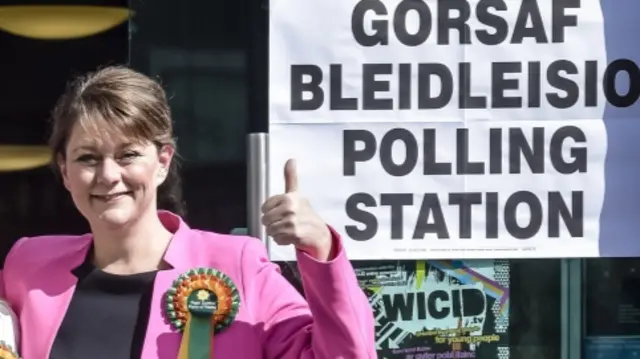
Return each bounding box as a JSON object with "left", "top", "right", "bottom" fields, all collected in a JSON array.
[{"left": 164, "top": 268, "right": 241, "bottom": 359}]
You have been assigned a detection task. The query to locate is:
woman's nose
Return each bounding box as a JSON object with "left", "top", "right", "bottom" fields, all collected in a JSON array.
[{"left": 96, "top": 158, "right": 122, "bottom": 184}]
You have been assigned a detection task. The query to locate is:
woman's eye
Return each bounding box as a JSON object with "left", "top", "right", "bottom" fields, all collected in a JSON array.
[
  {"left": 122, "top": 151, "right": 140, "bottom": 159},
  {"left": 76, "top": 154, "right": 98, "bottom": 163}
]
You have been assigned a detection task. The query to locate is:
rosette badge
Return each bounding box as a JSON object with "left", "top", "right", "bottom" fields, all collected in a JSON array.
[
  {"left": 0, "top": 341, "right": 20, "bottom": 359},
  {"left": 165, "top": 268, "right": 241, "bottom": 359}
]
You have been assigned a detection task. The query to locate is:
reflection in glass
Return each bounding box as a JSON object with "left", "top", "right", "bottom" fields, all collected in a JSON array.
[
  {"left": 584, "top": 258, "right": 640, "bottom": 359},
  {"left": 279, "top": 258, "right": 561, "bottom": 359},
  {"left": 129, "top": 0, "right": 248, "bottom": 233}
]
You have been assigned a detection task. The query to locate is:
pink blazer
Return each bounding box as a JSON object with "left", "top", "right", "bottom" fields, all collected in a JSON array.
[{"left": 1, "top": 211, "right": 376, "bottom": 358}]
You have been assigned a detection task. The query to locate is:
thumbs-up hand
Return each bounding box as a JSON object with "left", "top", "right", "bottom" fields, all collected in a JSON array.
[{"left": 261, "top": 159, "right": 333, "bottom": 261}]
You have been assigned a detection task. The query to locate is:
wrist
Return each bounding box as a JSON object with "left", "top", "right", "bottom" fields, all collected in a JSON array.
[{"left": 299, "top": 226, "right": 334, "bottom": 261}]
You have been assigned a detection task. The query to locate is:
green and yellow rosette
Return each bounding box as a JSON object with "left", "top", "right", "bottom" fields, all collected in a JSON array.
[
  {"left": 0, "top": 341, "right": 20, "bottom": 359},
  {"left": 165, "top": 268, "right": 240, "bottom": 359}
]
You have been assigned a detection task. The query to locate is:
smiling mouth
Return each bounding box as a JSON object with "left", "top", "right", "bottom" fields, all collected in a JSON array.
[{"left": 90, "top": 192, "right": 133, "bottom": 201}]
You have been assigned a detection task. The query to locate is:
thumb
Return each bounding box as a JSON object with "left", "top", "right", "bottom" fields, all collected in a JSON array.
[{"left": 284, "top": 158, "right": 299, "bottom": 193}]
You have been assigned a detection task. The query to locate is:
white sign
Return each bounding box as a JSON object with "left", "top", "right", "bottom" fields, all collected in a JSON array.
[{"left": 268, "top": 0, "right": 640, "bottom": 260}]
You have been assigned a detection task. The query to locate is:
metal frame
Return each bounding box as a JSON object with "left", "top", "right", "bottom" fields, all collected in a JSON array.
[
  {"left": 247, "top": 133, "right": 268, "bottom": 245},
  {"left": 246, "top": 0, "right": 269, "bottom": 245},
  {"left": 562, "top": 259, "right": 583, "bottom": 359}
]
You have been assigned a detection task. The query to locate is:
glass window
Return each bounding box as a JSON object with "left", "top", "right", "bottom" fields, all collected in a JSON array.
[
  {"left": 509, "top": 260, "right": 561, "bottom": 359},
  {"left": 0, "top": 7, "right": 128, "bottom": 261},
  {"left": 584, "top": 258, "right": 640, "bottom": 359},
  {"left": 281, "top": 258, "right": 562, "bottom": 359},
  {"left": 129, "top": 0, "right": 249, "bottom": 232}
]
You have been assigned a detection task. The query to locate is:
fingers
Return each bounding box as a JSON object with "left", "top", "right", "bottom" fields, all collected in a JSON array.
[
  {"left": 261, "top": 193, "right": 288, "bottom": 215},
  {"left": 261, "top": 158, "right": 303, "bottom": 247},
  {"left": 261, "top": 202, "right": 293, "bottom": 228},
  {"left": 264, "top": 219, "right": 297, "bottom": 245},
  {"left": 284, "top": 158, "right": 298, "bottom": 193},
  {"left": 261, "top": 193, "right": 299, "bottom": 246}
]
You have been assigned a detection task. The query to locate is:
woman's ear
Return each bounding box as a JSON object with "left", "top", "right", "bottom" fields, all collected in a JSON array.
[
  {"left": 57, "top": 154, "right": 70, "bottom": 191},
  {"left": 157, "top": 144, "right": 175, "bottom": 185}
]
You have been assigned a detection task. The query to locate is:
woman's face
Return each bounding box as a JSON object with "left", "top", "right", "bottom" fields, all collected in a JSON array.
[{"left": 59, "top": 122, "right": 174, "bottom": 229}]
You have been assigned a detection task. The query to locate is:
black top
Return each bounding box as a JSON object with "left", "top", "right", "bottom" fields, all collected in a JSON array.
[{"left": 49, "top": 250, "right": 158, "bottom": 359}]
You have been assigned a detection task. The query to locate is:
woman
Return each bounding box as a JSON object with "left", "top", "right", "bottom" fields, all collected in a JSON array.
[{"left": 0, "top": 66, "right": 375, "bottom": 359}]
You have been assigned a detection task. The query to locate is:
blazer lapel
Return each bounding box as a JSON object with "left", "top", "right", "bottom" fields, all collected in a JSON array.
[
  {"left": 34, "top": 235, "right": 92, "bottom": 359},
  {"left": 141, "top": 212, "right": 195, "bottom": 359}
]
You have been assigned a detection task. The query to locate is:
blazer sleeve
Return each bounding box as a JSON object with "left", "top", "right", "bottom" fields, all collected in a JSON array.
[{"left": 240, "top": 228, "right": 376, "bottom": 359}]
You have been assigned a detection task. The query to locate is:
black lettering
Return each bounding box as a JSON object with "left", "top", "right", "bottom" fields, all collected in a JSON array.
[
  {"left": 549, "top": 126, "right": 587, "bottom": 174},
  {"left": 380, "top": 129, "right": 419, "bottom": 176},
  {"left": 548, "top": 191, "right": 584, "bottom": 237},
  {"left": 461, "top": 289, "right": 486, "bottom": 316},
  {"left": 528, "top": 61, "right": 541, "bottom": 107},
  {"left": 399, "top": 63, "right": 412, "bottom": 109},
  {"left": 547, "top": 60, "right": 579, "bottom": 109},
  {"left": 485, "top": 192, "right": 499, "bottom": 238},
  {"left": 418, "top": 63, "right": 454, "bottom": 109},
  {"left": 394, "top": 0, "right": 432, "bottom": 46},
  {"left": 512, "top": 0, "right": 548, "bottom": 44},
  {"left": 492, "top": 62, "right": 522, "bottom": 108},
  {"left": 291, "top": 65, "right": 323, "bottom": 111},
  {"left": 552, "top": 0, "right": 580, "bottom": 43},
  {"left": 603, "top": 59, "right": 640, "bottom": 108},
  {"left": 352, "top": 0, "right": 388, "bottom": 46},
  {"left": 504, "top": 191, "right": 543, "bottom": 239},
  {"left": 363, "top": 64, "right": 393, "bottom": 110},
  {"left": 345, "top": 193, "right": 378, "bottom": 241},
  {"left": 475, "top": 0, "right": 508, "bottom": 45},
  {"left": 423, "top": 129, "right": 453, "bottom": 175},
  {"left": 413, "top": 194, "right": 450, "bottom": 239},
  {"left": 416, "top": 292, "right": 427, "bottom": 320},
  {"left": 428, "top": 291, "right": 450, "bottom": 320},
  {"left": 459, "top": 63, "right": 487, "bottom": 108},
  {"left": 585, "top": 60, "right": 598, "bottom": 107},
  {"left": 383, "top": 293, "right": 414, "bottom": 321},
  {"left": 381, "top": 193, "right": 413, "bottom": 239},
  {"left": 343, "top": 129, "right": 376, "bottom": 176},
  {"left": 457, "top": 128, "right": 484, "bottom": 174},
  {"left": 489, "top": 128, "right": 502, "bottom": 174},
  {"left": 451, "top": 289, "right": 462, "bottom": 317},
  {"left": 437, "top": 0, "right": 471, "bottom": 45},
  {"left": 449, "top": 193, "right": 482, "bottom": 238},
  {"left": 509, "top": 127, "right": 544, "bottom": 174},
  {"left": 330, "top": 64, "right": 358, "bottom": 110}
]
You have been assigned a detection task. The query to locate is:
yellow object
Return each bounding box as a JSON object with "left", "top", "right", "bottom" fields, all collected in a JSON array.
[
  {"left": 0, "top": 146, "right": 51, "bottom": 172},
  {"left": 0, "top": 5, "right": 131, "bottom": 40},
  {"left": 178, "top": 317, "right": 191, "bottom": 359}
]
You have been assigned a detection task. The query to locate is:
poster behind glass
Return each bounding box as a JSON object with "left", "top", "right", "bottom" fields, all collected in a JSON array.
[{"left": 354, "top": 260, "right": 510, "bottom": 359}]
